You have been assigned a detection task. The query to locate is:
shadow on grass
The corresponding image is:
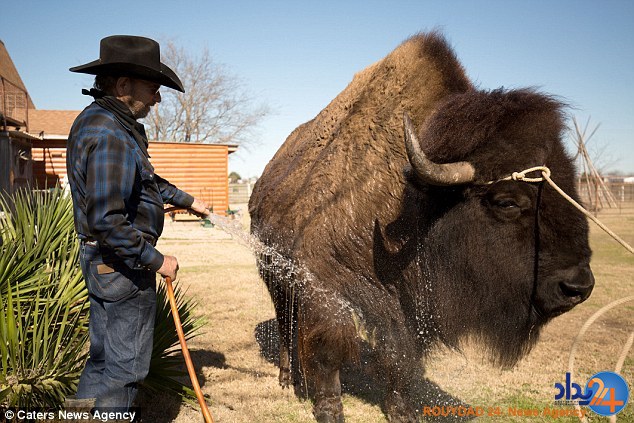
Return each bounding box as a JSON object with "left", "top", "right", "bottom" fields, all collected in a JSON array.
[
  {"left": 254, "top": 318, "right": 473, "bottom": 422},
  {"left": 136, "top": 349, "right": 226, "bottom": 423}
]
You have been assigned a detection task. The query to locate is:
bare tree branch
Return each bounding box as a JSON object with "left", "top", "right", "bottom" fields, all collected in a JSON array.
[{"left": 144, "top": 40, "right": 269, "bottom": 147}]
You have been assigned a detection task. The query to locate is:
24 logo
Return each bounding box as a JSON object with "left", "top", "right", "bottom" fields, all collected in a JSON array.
[{"left": 554, "top": 371, "right": 629, "bottom": 416}]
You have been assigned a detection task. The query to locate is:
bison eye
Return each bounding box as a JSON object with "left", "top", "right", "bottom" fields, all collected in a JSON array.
[
  {"left": 490, "top": 198, "right": 523, "bottom": 220},
  {"left": 496, "top": 199, "right": 519, "bottom": 209},
  {"left": 485, "top": 184, "right": 534, "bottom": 222}
]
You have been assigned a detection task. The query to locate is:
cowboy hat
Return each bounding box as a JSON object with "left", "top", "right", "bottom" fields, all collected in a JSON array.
[{"left": 70, "top": 35, "right": 184, "bottom": 92}]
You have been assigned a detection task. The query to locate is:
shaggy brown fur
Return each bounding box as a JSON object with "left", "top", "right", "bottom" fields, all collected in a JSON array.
[{"left": 249, "top": 31, "right": 593, "bottom": 423}]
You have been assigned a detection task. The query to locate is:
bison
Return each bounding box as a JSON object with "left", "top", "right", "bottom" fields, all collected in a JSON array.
[{"left": 249, "top": 32, "right": 594, "bottom": 422}]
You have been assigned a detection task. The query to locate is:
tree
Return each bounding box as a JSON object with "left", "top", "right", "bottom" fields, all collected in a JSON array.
[
  {"left": 145, "top": 41, "right": 269, "bottom": 146},
  {"left": 228, "top": 171, "right": 241, "bottom": 183}
]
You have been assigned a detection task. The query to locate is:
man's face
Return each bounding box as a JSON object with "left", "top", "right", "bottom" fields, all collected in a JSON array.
[{"left": 119, "top": 78, "right": 161, "bottom": 119}]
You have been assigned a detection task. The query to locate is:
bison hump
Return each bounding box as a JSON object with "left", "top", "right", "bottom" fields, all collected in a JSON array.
[{"left": 250, "top": 31, "right": 471, "bottom": 255}]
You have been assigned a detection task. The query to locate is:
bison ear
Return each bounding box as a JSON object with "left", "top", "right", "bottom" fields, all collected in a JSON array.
[
  {"left": 372, "top": 218, "right": 417, "bottom": 285},
  {"left": 403, "top": 112, "right": 476, "bottom": 186}
]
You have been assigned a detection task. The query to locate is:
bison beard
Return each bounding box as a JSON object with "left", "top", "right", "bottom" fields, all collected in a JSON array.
[{"left": 249, "top": 31, "right": 594, "bottom": 423}]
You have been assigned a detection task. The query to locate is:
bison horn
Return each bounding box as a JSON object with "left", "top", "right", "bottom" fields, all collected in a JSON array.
[{"left": 403, "top": 112, "right": 476, "bottom": 186}]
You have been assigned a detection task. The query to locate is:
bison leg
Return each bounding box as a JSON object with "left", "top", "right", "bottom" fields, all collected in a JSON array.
[
  {"left": 300, "top": 339, "right": 345, "bottom": 423},
  {"left": 297, "top": 301, "right": 358, "bottom": 423},
  {"left": 312, "top": 368, "right": 344, "bottom": 423},
  {"left": 259, "top": 253, "right": 297, "bottom": 387},
  {"left": 271, "top": 282, "right": 297, "bottom": 388},
  {"left": 278, "top": 347, "right": 291, "bottom": 387},
  {"left": 276, "top": 309, "right": 294, "bottom": 387},
  {"left": 375, "top": 333, "right": 421, "bottom": 422},
  {"left": 370, "top": 355, "right": 417, "bottom": 422},
  {"left": 384, "top": 390, "right": 417, "bottom": 423}
]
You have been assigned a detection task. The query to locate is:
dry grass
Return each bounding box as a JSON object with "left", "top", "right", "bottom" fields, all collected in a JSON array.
[{"left": 137, "top": 203, "right": 633, "bottom": 422}]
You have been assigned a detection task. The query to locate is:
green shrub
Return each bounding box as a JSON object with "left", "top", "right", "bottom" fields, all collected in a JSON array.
[{"left": 0, "top": 188, "right": 204, "bottom": 408}]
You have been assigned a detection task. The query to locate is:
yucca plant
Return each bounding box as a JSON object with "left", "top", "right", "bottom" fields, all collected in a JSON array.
[
  {"left": 0, "top": 188, "right": 88, "bottom": 408},
  {"left": 0, "top": 188, "right": 205, "bottom": 408}
]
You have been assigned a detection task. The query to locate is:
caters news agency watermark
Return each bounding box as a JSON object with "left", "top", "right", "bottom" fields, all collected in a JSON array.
[{"left": 2, "top": 408, "right": 136, "bottom": 422}]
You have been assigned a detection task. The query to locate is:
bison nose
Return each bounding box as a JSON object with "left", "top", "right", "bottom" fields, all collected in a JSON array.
[{"left": 560, "top": 266, "right": 594, "bottom": 302}]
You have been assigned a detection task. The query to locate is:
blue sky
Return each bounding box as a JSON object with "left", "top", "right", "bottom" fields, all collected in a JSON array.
[{"left": 3, "top": 1, "right": 633, "bottom": 177}]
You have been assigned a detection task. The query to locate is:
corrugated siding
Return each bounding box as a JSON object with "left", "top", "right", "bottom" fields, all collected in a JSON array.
[
  {"left": 32, "top": 140, "right": 66, "bottom": 188},
  {"left": 148, "top": 142, "right": 230, "bottom": 214},
  {"left": 31, "top": 140, "right": 230, "bottom": 215}
]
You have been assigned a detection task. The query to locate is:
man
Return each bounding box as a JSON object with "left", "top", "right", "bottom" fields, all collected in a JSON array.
[{"left": 66, "top": 35, "right": 209, "bottom": 411}]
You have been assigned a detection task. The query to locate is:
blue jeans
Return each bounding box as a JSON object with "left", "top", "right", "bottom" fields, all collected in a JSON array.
[{"left": 76, "top": 242, "right": 157, "bottom": 411}]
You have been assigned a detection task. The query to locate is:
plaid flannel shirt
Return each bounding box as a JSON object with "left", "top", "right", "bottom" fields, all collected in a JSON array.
[{"left": 66, "top": 102, "right": 194, "bottom": 272}]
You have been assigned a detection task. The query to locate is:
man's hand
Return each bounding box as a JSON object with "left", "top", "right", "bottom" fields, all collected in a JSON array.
[
  {"left": 158, "top": 255, "right": 179, "bottom": 280},
  {"left": 189, "top": 198, "right": 211, "bottom": 218}
]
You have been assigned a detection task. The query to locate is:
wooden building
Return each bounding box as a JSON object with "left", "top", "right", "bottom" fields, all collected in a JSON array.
[
  {"left": 0, "top": 39, "right": 35, "bottom": 129},
  {"left": 145, "top": 141, "right": 237, "bottom": 214},
  {"left": 1, "top": 39, "right": 37, "bottom": 195},
  {"left": 30, "top": 133, "right": 237, "bottom": 215}
]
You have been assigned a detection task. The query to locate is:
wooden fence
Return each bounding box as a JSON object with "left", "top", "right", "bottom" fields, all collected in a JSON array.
[{"left": 577, "top": 181, "right": 634, "bottom": 212}]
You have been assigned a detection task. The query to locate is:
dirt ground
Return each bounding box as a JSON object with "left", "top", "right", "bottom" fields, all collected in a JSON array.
[{"left": 138, "top": 204, "right": 634, "bottom": 422}]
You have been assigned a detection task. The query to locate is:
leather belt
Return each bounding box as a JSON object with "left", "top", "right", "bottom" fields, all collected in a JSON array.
[{"left": 79, "top": 236, "right": 157, "bottom": 247}]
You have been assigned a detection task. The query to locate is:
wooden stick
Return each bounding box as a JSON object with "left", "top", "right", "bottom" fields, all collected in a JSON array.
[{"left": 164, "top": 276, "right": 214, "bottom": 423}]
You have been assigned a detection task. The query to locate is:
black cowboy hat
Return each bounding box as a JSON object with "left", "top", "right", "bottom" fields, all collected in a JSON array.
[{"left": 70, "top": 35, "right": 184, "bottom": 92}]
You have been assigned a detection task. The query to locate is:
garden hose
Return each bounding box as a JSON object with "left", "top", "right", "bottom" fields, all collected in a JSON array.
[{"left": 164, "top": 276, "right": 214, "bottom": 423}]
